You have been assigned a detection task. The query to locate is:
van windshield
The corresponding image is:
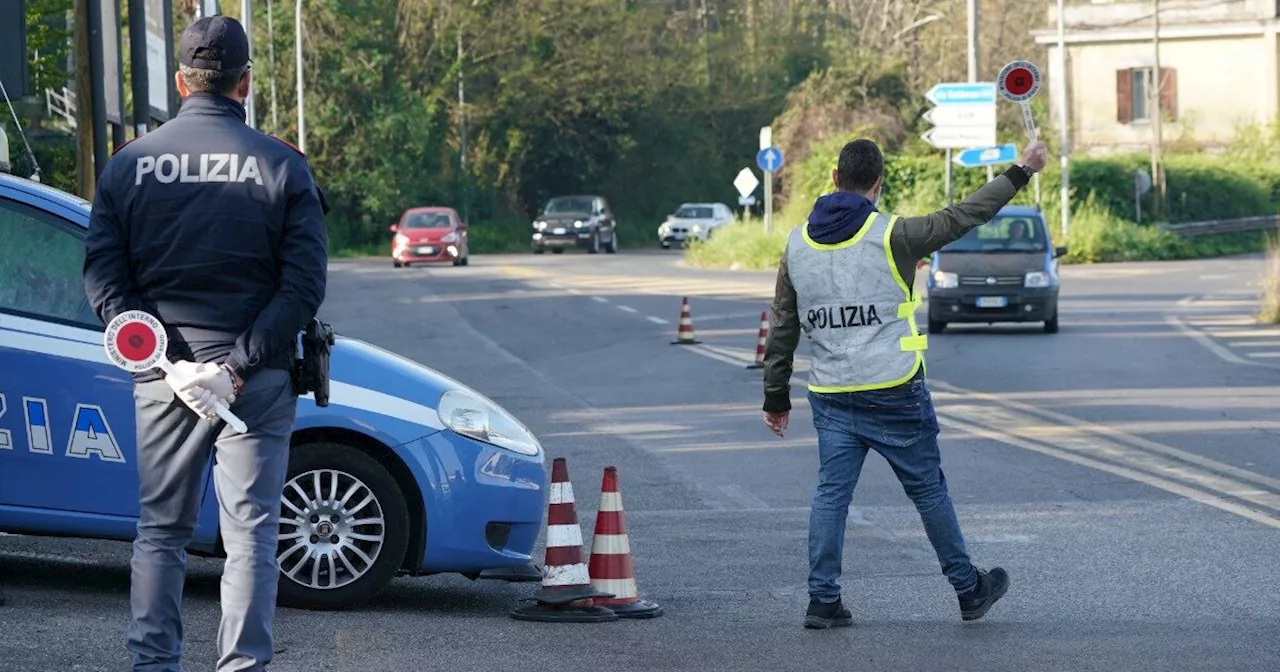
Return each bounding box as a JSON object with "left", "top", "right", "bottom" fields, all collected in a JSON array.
[{"left": 942, "top": 215, "right": 1048, "bottom": 253}]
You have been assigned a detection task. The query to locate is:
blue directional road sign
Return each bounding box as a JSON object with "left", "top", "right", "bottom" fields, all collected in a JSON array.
[
  {"left": 756, "top": 147, "right": 784, "bottom": 172},
  {"left": 924, "top": 82, "right": 998, "bottom": 106},
  {"left": 952, "top": 144, "right": 1018, "bottom": 168}
]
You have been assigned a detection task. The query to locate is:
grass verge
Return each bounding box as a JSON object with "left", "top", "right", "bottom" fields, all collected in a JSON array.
[
  {"left": 684, "top": 194, "right": 1273, "bottom": 270},
  {"left": 1260, "top": 234, "right": 1280, "bottom": 324}
]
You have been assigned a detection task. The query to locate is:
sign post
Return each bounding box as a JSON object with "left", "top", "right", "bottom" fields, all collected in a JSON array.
[
  {"left": 756, "top": 146, "right": 784, "bottom": 234},
  {"left": 104, "top": 310, "right": 249, "bottom": 434},
  {"left": 733, "top": 167, "right": 760, "bottom": 220},
  {"left": 922, "top": 82, "right": 997, "bottom": 204}
]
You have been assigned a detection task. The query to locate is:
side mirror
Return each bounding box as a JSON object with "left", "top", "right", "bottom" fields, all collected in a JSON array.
[
  {"left": 1054, "top": 245, "right": 1068, "bottom": 258},
  {"left": 388, "top": 224, "right": 398, "bottom": 233}
]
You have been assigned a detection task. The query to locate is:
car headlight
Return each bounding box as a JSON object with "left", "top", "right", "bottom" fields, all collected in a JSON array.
[
  {"left": 932, "top": 271, "right": 959, "bottom": 289},
  {"left": 573, "top": 220, "right": 584, "bottom": 228},
  {"left": 692, "top": 225, "right": 703, "bottom": 235},
  {"left": 441, "top": 232, "right": 459, "bottom": 243},
  {"left": 1025, "top": 271, "right": 1055, "bottom": 288},
  {"left": 533, "top": 221, "right": 547, "bottom": 231},
  {"left": 437, "top": 389, "right": 542, "bottom": 456}
]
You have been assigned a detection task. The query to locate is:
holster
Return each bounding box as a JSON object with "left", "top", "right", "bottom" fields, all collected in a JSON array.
[{"left": 292, "top": 318, "right": 335, "bottom": 406}]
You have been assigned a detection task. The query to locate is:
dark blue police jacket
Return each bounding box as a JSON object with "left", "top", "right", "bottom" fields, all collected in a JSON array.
[{"left": 83, "top": 92, "right": 330, "bottom": 384}]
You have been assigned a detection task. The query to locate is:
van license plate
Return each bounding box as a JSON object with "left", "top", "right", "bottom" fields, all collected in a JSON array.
[
  {"left": 976, "top": 296, "right": 1008, "bottom": 308},
  {"left": 552, "top": 227, "right": 566, "bottom": 235}
]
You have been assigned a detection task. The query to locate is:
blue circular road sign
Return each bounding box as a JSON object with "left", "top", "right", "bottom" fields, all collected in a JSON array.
[{"left": 756, "top": 147, "right": 784, "bottom": 173}]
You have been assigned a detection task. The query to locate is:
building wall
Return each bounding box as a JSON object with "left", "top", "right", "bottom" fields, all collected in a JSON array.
[{"left": 1050, "top": 33, "right": 1278, "bottom": 154}]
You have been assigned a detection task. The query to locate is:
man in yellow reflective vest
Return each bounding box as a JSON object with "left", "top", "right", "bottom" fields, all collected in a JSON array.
[{"left": 763, "top": 138, "right": 1048, "bottom": 629}]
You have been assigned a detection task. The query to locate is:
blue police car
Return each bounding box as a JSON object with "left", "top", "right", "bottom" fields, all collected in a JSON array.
[{"left": 0, "top": 173, "right": 547, "bottom": 609}]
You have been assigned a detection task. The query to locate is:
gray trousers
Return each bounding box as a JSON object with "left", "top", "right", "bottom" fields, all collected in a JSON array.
[{"left": 128, "top": 368, "right": 296, "bottom": 672}]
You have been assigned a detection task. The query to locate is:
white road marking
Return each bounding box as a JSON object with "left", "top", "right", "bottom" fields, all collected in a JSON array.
[
  {"left": 646, "top": 316, "right": 668, "bottom": 325},
  {"left": 1164, "top": 314, "right": 1276, "bottom": 368},
  {"left": 1247, "top": 352, "right": 1280, "bottom": 358},
  {"left": 591, "top": 296, "right": 609, "bottom": 303},
  {"left": 719, "top": 484, "right": 771, "bottom": 510},
  {"left": 937, "top": 414, "right": 1280, "bottom": 530},
  {"left": 1228, "top": 340, "right": 1280, "bottom": 347},
  {"left": 618, "top": 305, "right": 638, "bottom": 314}
]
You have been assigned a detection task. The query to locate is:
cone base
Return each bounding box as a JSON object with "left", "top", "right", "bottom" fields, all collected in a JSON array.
[
  {"left": 745, "top": 363, "right": 763, "bottom": 369},
  {"left": 598, "top": 598, "right": 664, "bottom": 619},
  {"left": 670, "top": 339, "right": 702, "bottom": 345},
  {"left": 529, "top": 584, "right": 615, "bottom": 605},
  {"left": 510, "top": 603, "right": 619, "bottom": 623}
]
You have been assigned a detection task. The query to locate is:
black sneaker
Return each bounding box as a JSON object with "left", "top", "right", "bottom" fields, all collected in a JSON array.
[
  {"left": 804, "top": 597, "right": 853, "bottom": 629},
  {"left": 957, "top": 567, "right": 1009, "bottom": 621}
]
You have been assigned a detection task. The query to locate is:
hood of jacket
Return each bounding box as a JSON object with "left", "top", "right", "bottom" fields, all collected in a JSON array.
[{"left": 805, "top": 191, "right": 878, "bottom": 245}]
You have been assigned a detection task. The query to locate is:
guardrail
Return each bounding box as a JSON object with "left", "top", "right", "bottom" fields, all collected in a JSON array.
[{"left": 1159, "top": 216, "right": 1280, "bottom": 237}]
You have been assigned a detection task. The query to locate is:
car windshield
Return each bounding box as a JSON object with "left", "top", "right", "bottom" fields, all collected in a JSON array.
[
  {"left": 675, "top": 206, "right": 714, "bottom": 219},
  {"left": 941, "top": 215, "right": 1048, "bottom": 253},
  {"left": 544, "top": 198, "right": 595, "bottom": 214},
  {"left": 403, "top": 212, "right": 452, "bottom": 229}
]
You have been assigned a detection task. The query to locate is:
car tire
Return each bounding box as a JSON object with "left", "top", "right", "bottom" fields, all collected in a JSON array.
[
  {"left": 275, "top": 442, "right": 411, "bottom": 611},
  {"left": 928, "top": 320, "right": 946, "bottom": 334},
  {"left": 551, "top": 248, "right": 565, "bottom": 254},
  {"left": 461, "top": 255, "right": 469, "bottom": 266},
  {"left": 605, "top": 230, "right": 618, "bottom": 254},
  {"left": 393, "top": 260, "right": 402, "bottom": 268},
  {"left": 1044, "top": 316, "right": 1059, "bottom": 334}
]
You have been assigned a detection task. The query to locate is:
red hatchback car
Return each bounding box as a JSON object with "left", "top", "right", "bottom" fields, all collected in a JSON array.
[{"left": 390, "top": 207, "right": 471, "bottom": 267}]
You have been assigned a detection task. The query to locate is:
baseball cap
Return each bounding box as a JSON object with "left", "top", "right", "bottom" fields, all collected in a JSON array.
[{"left": 179, "top": 16, "right": 251, "bottom": 71}]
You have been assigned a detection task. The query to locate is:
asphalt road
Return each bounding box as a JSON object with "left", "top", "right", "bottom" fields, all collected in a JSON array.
[{"left": 2, "top": 247, "right": 1279, "bottom": 672}]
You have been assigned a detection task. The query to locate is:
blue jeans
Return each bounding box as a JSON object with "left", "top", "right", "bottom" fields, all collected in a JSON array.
[{"left": 807, "top": 374, "right": 978, "bottom": 602}]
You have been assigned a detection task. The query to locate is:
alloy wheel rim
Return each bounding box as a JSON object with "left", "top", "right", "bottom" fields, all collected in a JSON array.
[{"left": 277, "top": 469, "right": 386, "bottom": 590}]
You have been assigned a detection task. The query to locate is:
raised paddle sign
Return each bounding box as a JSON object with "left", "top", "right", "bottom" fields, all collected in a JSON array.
[
  {"left": 104, "top": 310, "right": 248, "bottom": 434},
  {"left": 997, "top": 60, "right": 1041, "bottom": 142}
]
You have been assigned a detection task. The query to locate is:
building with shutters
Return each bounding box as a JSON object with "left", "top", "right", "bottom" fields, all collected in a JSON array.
[{"left": 1031, "top": 0, "right": 1280, "bottom": 155}]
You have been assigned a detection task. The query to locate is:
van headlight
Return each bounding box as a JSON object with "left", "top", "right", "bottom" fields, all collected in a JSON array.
[
  {"left": 932, "top": 271, "right": 959, "bottom": 289},
  {"left": 437, "top": 389, "right": 542, "bottom": 456},
  {"left": 1025, "top": 271, "right": 1055, "bottom": 288}
]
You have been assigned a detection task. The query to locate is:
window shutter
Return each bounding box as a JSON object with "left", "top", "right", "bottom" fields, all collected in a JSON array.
[
  {"left": 1116, "top": 68, "right": 1133, "bottom": 124},
  {"left": 1159, "top": 67, "right": 1178, "bottom": 122}
]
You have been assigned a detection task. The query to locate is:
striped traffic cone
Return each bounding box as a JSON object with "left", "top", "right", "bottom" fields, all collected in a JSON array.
[
  {"left": 671, "top": 297, "right": 701, "bottom": 345},
  {"left": 510, "top": 458, "right": 618, "bottom": 623},
  {"left": 587, "top": 467, "right": 663, "bottom": 619},
  {"left": 746, "top": 311, "right": 768, "bottom": 369}
]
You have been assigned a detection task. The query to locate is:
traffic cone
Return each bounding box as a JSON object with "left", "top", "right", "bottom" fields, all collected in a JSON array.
[
  {"left": 587, "top": 467, "right": 663, "bottom": 619},
  {"left": 671, "top": 297, "right": 701, "bottom": 345},
  {"left": 510, "top": 458, "right": 618, "bottom": 623},
  {"left": 746, "top": 311, "right": 768, "bottom": 369}
]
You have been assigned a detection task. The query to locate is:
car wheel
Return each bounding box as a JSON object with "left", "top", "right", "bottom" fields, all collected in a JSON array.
[
  {"left": 275, "top": 442, "right": 411, "bottom": 611},
  {"left": 533, "top": 246, "right": 545, "bottom": 254},
  {"left": 551, "top": 248, "right": 565, "bottom": 254},
  {"left": 460, "top": 255, "right": 469, "bottom": 266},
  {"left": 1044, "top": 316, "right": 1059, "bottom": 334},
  {"left": 588, "top": 231, "right": 601, "bottom": 254},
  {"left": 605, "top": 230, "right": 618, "bottom": 254},
  {"left": 393, "top": 260, "right": 402, "bottom": 268},
  {"left": 660, "top": 242, "right": 670, "bottom": 249},
  {"left": 928, "top": 320, "right": 946, "bottom": 334}
]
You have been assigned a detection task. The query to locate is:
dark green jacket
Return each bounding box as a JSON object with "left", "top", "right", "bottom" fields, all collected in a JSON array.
[{"left": 762, "top": 165, "right": 1033, "bottom": 413}]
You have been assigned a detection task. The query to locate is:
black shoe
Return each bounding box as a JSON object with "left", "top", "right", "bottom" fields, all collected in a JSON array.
[
  {"left": 958, "top": 567, "right": 1009, "bottom": 621},
  {"left": 804, "top": 597, "right": 853, "bottom": 629}
]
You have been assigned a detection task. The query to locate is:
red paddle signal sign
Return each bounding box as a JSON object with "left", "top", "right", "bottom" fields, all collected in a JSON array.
[
  {"left": 997, "top": 60, "right": 1041, "bottom": 103},
  {"left": 104, "top": 310, "right": 168, "bottom": 371}
]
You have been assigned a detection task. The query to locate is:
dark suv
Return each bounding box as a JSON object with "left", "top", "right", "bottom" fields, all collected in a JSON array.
[
  {"left": 925, "top": 205, "right": 1067, "bottom": 334},
  {"left": 531, "top": 195, "right": 619, "bottom": 254}
]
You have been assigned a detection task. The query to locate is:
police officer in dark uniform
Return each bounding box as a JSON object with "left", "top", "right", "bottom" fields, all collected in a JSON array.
[{"left": 82, "top": 16, "right": 328, "bottom": 672}]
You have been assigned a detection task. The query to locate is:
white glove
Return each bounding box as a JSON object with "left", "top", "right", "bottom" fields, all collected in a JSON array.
[
  {"left": 177, "top": 362, "right": 238, "bottom": 402},
  {"left": 164, "top": 361, "right": 223, "bottom": 420}
]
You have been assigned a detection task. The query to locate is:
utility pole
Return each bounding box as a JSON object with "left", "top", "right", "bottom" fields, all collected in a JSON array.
[
  {"left": 267, "top": 0, "right": 279, "bottom": 133},
  {"left": 966, "top": 0, "right": 979, "bottom": 83},
  {"left": 457, "top": 29, "right": 469, "bottom": 224},
  {"left": 128, "top": 0, "right": 149, "bottom": 138},
  {"left": 1057, "top": 0, "right": 1070, "bottom": 236},
  {"left": 1150, "top": 0, "right": 1165, "bottom": 219},
  {"left": 86, "top": 0, "right": 109, "bottom": 180},
  {"left": 294, "top": 0, "right": 305, "bottom": 153},
  {"left": 241, "top": 0, "right": 255, "bottom": 127}
]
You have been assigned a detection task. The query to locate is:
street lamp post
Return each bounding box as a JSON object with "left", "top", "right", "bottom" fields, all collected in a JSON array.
[{"left": 294, "top": 0, "right": 305, "bottom": 153}]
